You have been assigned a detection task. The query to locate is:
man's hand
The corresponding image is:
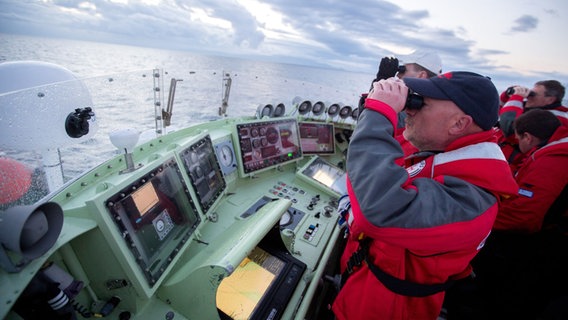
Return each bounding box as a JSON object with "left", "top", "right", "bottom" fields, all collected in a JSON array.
[
  {"left": 367, "top": 78, "right": 408, "bottom": 113},
  {"left": 509, "top": 86, "right": 531, "bottom": 98},
  {"left": 376, "top": 56, "right": 399, "bottom": 81}
]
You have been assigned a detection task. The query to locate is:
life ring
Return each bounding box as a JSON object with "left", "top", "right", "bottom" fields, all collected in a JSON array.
[{"left": 0, "top": 157, "right": 32, "bottom": 204}]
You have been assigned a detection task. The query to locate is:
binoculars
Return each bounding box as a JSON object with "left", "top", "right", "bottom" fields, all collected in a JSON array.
[
  {"left": 405, "top": 90, "right": 424, "bottom": 110},
  {"left": 506, "top": 86, "right": 536, "bottom": 97},
  {"left": 361, "top": 88, "right": 424, "bottom": 111}
]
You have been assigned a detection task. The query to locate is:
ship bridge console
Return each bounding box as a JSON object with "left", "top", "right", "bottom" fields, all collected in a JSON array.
[{"left": 2, "top": 110, "right": 356, "bottom": 319}]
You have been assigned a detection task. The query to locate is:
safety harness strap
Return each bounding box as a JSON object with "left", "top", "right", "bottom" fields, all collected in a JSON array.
[{"left": 341, "top": 238, "right": 455, "bottom": 297}]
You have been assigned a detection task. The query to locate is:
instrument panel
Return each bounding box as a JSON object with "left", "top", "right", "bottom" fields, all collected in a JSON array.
[{"left": 236, "top": 118, "right": 302, "bottom": 176}]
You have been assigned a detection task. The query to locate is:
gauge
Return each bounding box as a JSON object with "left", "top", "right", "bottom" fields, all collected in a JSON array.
[
  {"left": 240, "top": 139, "right": 251, "bottom": 153},
  {"left": 215, "top": 140, "right": 237, "bottom": 175},
  {"left": 251, "top": 128, "right": 259, "bottom": 137},
  {"left": 252, "top": 139, "right": 261, "bottom": 148},
  {"left": 266, "top": 127, "right": 279, "bottom": 144},
  {"left": 219, "top": 145, "right": 234, "bottom": 168},
  {"left": 259, "top": 127, "right": 267, "bottom": 135},
  {"left": 156, "top": 219, "right": 165, "bottom": 232}
]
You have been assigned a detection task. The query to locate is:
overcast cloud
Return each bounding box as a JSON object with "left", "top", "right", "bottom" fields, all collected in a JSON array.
[{"left": 1, "top": 0, "right": 567, "bottom": 91}]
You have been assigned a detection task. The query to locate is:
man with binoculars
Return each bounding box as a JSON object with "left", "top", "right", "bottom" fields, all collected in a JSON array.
[
  {"left": 498, "top": 80, "right": 567, "bottom": 173},
  {"left": 358, "top": 50, "right": 444, "bottom": 158},
  {"left": 332, "top": 72, "right": 518, "bottom": 320}
]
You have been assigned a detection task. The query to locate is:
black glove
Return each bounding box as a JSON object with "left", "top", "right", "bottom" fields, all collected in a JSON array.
[
  {"left": 369, "top": 57, "right": 399, "bottom": 90},
  {"left": 375, "top": 56, "right": 399, "bottom": 80}
]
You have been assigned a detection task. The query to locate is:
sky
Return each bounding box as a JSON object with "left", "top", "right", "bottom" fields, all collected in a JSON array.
[{"left": 1, "top": 0, "right": 567, "bottom": 92}]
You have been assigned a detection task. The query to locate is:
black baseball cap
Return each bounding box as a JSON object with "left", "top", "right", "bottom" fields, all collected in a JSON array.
[{"left": 403, "top": 71, "right": 499, "bottom": 130}]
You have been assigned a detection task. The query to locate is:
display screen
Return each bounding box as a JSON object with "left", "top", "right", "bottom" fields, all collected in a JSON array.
[
  {"left": 180, "top": 135, "right": 226, "bottom": 213},
  {"left": 132, "top": 182, "right": 159, "bottom": 218},
  {"left": 301, "top": 157, "right": 347, "bottom": 195},
  {"left": 217, "top": 245, "right": 306, "bottom": 320},
  {"left": 106, "top": 159, "right": 201, "bottom": 286},
  {"left": 298, "top": 121, "right": 335, "bottom": 155},
  {"left": 237, "top": 118, "right": 302, "bottom": 175}
]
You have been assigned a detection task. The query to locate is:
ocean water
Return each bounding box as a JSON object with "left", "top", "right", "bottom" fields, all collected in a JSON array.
[{"left": 0, "top": 34, "right": 372, "bottom": 180}]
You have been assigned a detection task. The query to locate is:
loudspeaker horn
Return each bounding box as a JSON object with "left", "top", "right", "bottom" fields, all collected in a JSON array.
[{"left": 0, "top": 202, "right": 63, "bottom": 273}]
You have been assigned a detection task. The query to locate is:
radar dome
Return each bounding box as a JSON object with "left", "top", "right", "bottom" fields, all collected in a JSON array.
[{"left": 0, "top": 61, "right": 98, "bottom": 150}]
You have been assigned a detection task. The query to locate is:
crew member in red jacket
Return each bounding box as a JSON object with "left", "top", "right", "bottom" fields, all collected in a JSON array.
[
  {"left": 495, "top": 109, "right": 568, "bottom": 232},
  {"left": 332, "top": 72, "right": 518, "bottom": 320},
  {"left": 498, "top": 80, "right": 567, "bottom": 173},
  {"left": 470, "top": 109, "right": 568, "bottom": 319}
]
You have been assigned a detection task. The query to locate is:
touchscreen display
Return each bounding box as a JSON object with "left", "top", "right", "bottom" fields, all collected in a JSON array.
[
  {"left": 237, "top": 118, "right": 302, "bottom": 175},
  {"left": 298, "top": 121, "right": 335, "bottom": 155},
  {"left": 301, "top": 157, "right": 347, "bottom": 195}
]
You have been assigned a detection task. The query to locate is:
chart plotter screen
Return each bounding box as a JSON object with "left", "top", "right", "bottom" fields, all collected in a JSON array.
[{"left": 217, "top": 245, "right": 306, "bottom": 320}]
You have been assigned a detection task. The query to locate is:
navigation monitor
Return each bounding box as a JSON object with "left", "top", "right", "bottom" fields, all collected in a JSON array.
[
  {"left": 236, "top": 118, "right": 302, "bottom": 175},
  {"left": 217, "top": 244, "right": 306, "bottom": 320},
  {"left": 180, "top": 135, "right": 226, "bottom": 213},
  {"left": 299, "top": 156, "right": 347, "bottom": 196},
  {"left": 298, "top": 121, "right": 335, "bottom": 155},
  {"left": 105, "top": 158, "right": 201, "bottom": 286}
]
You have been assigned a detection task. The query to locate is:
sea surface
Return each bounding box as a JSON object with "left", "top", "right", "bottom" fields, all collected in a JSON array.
[{"left": 0, "top": 33, "right": 373, "bottom": 181}]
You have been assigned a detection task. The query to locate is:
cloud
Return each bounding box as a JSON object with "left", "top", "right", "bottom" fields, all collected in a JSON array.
[
  {"left": 510, "top": 15, "right": 539, "bottom": 33},
  {"left": 0, "top": 0, "right": 484, "bottom": 68},
  {"left": 0, "top": 0, "right": 566, "bottom": 93}
]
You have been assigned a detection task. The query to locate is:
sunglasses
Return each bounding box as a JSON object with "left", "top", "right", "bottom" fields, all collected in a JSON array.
[{"left": 528, "top": 91, "right": 537, "bottom": 97}]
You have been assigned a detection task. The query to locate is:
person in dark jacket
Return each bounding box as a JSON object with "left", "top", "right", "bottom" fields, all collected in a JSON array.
[{"left": 332, "top": 72, "right": 518, "bottom": 320}]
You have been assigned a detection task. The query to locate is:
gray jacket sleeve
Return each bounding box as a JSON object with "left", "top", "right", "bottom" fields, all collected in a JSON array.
[{"left": 346, "top": 108, "right": 495, "bottom": 229}]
